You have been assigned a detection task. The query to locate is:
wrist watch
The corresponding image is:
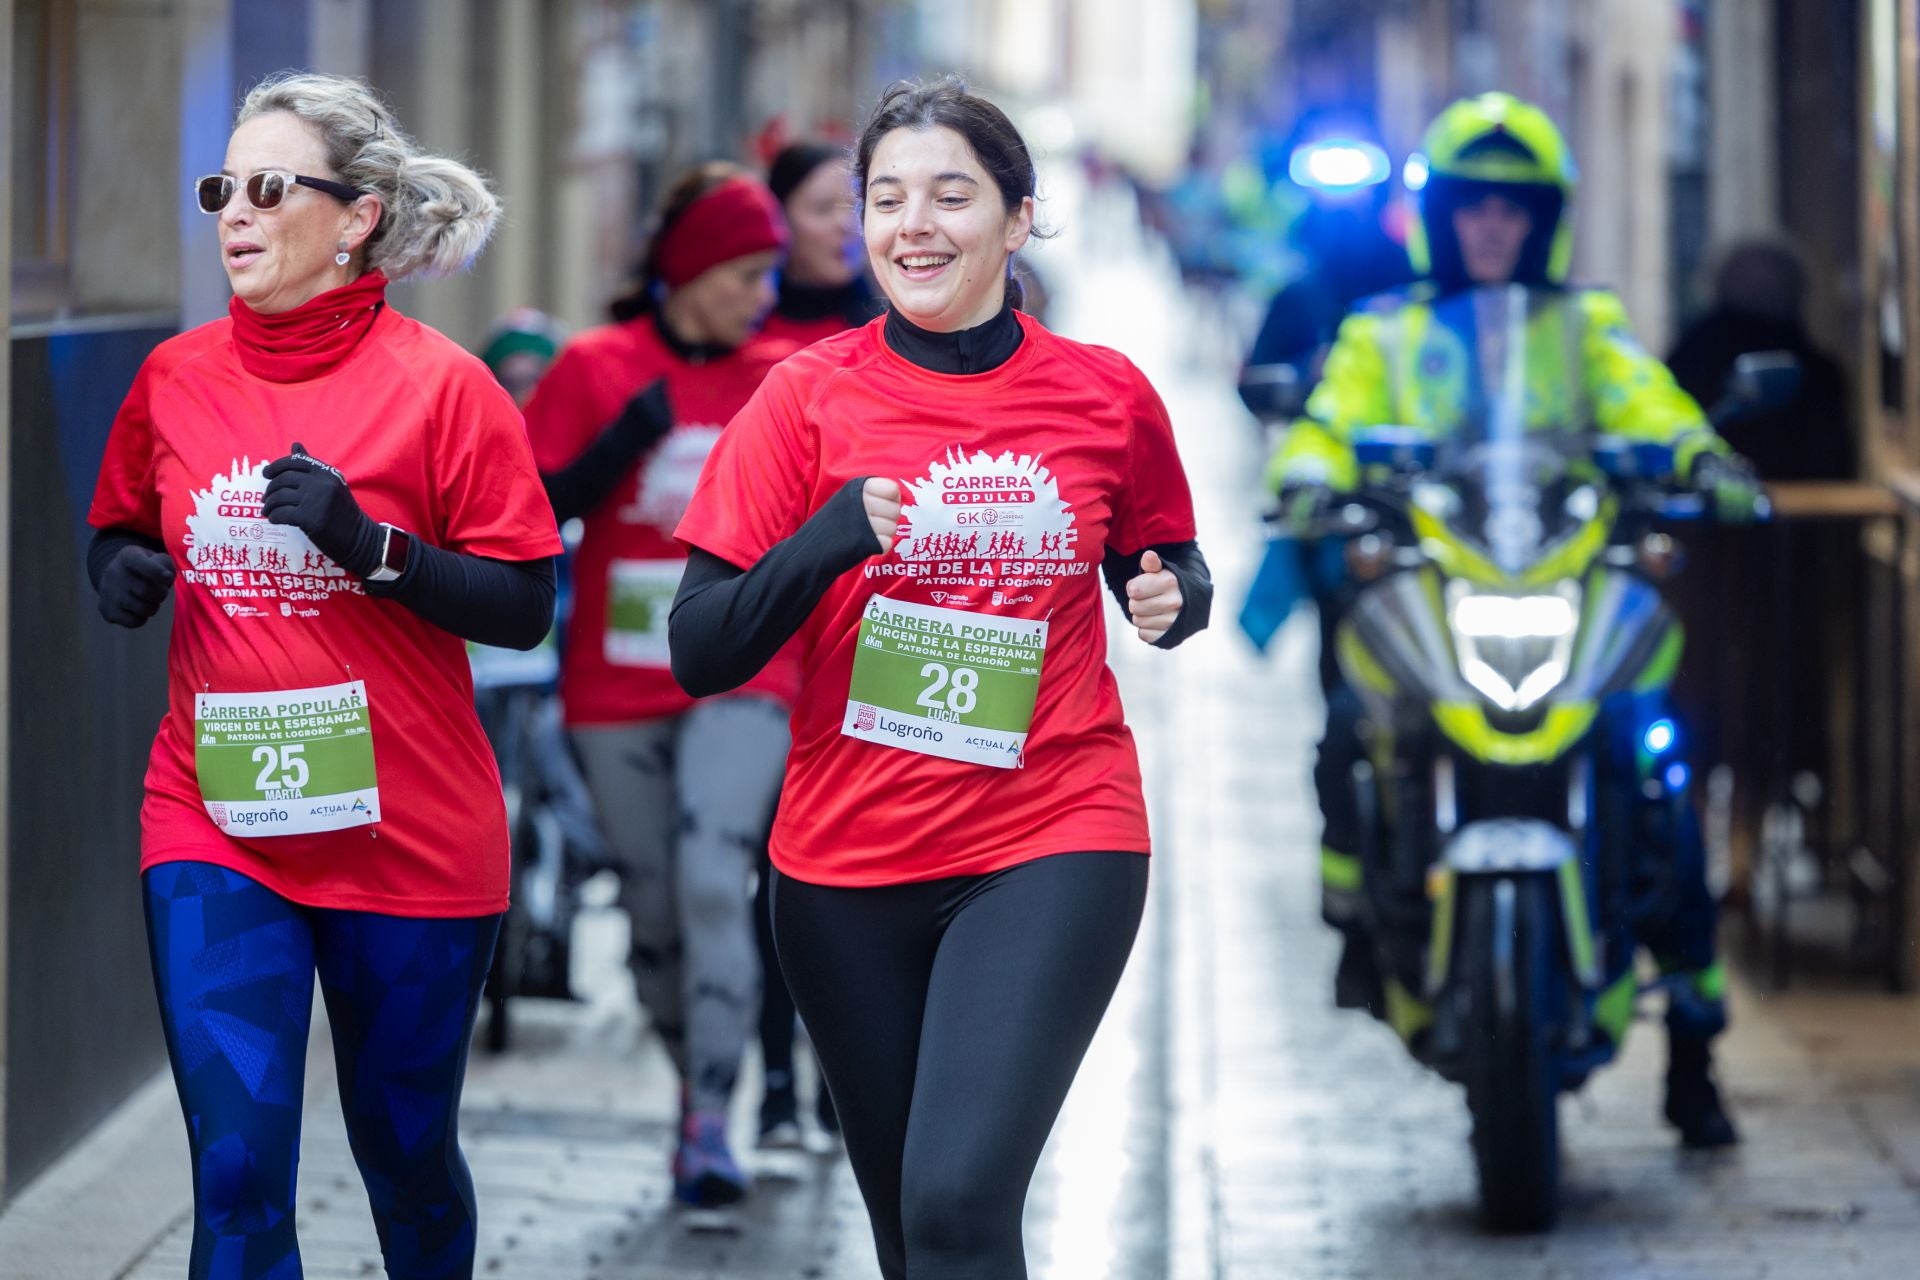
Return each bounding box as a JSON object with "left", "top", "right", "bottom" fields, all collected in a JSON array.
[{"left": 366, "top": 523, "right": 413, "bottom": 582}]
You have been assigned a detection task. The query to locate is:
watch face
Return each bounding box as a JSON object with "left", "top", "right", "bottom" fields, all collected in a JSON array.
[{"left": 389, "top": 528, "right": 412, "bottom": 573}]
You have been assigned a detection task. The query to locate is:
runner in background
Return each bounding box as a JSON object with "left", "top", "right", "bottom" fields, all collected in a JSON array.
[
  {"left": 521, "top": 163, "right": 799, "bottom": 1211},
  {"left": 760, "top": 140, "right": 881, "bottom": 347},
  {"left": 88, "top": 71, "right": 560, "bottom": 1278},
  {"left": 671, "top": 77, "right": 1212, "bottom": 1278},
  {"left": 479, "top": 307, "right": 565, "bottom": 409},
  {"left": 750, "top": 138, "right": 876, "bottom": 1149}
]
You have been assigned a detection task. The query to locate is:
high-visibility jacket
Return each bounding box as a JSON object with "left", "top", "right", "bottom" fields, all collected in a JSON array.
[{"left": 1266, "top": 285, "right": 1726, "bottom": 493}]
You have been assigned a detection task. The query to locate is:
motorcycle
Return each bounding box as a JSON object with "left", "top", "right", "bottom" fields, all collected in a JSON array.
[{"left": 1278, "top": 285, "right": 1788, "bottom": 1229}]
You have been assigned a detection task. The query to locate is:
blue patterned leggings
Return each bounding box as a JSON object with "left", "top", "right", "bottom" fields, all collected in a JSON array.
[{"left": 142, "top": 861, "right": 501, "bottom": 1280}]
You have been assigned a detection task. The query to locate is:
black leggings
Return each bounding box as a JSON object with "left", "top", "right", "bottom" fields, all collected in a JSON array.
[
  {"left": 753, "top": 845, "right": 801, "bottom": 1084},
  {"left": 772, "top": 851, "right": 1149, "bottom": 1280}
]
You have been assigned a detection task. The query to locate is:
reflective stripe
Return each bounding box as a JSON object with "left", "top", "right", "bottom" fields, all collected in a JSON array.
[
  {"left": 1425, "top": 866, "right": 1458, "bottom": 994},
  {"left": 1689, "top": 961, "right": 1726, "bottom": 1002},
  {"left": 1321, "top": 846, "right": 1364, "bottom": 893},
  {"left": 1594, "top": 970, "right": 1637, "bottom": 1045},
  {"left": 1385, "top": 977, "right": 1434, "bottom": 1041},
  {"left": 1556, "top": 858, "right": 1598, "bottom": 986}
]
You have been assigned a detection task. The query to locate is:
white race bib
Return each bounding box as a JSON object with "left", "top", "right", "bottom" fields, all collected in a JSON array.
[
  {"left": 605, "top": 559, "right": 684, "bottom": 668},
  {"left": 195, "top": 681, "right": 381, "bottom": 836}
]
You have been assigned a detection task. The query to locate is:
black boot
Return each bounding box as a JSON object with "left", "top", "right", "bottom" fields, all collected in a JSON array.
[
  {"left": 1664, "top": 1030, "right": 1739, "bottom": 1149},
  {"left": 1333, "top": 932, "right": 1384, "bottom": 1015}
]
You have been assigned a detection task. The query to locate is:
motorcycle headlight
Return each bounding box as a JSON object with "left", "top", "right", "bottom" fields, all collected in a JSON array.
[{"left": 1447, "top": 586, "right": 1581, "bottom": 712}]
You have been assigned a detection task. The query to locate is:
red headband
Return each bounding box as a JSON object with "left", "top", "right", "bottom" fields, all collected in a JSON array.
[{"left": 654, "top": 176, "right": 790, "bottom": 288}]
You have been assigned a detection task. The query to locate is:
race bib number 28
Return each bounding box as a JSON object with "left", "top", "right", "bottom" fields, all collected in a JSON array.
[
  {"left": 843, "top": 597, "right": 1046, "bottom": 769},
  {"left": 195, "top": 680, "right": 381, "bottom": 836}
]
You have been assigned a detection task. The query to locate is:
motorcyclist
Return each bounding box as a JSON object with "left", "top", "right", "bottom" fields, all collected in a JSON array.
[{"left": 1265, "top": 92, "right": 1756, "bottom": 1149}]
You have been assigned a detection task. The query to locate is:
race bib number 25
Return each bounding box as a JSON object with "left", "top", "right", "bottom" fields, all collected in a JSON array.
[{"left": 195, "top": 680, "right": 381, "bottom": 836}]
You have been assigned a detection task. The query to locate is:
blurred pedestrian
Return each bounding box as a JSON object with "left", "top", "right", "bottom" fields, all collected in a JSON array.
[
  {"left": 753, "top": 140, "right": 872, "bottom": 1150},
  {"left": 671, "top": 77, "right": 1212, "bottom": 1278},
  {"left": 1667, "top": 240, "right": 1851, "bottom": 481},
  {"left": 88, "top": 71, "right": 559, "bottom": 1278},
  {"left": 760, "top": 140, "right": 880, "bottom": 347},
  {"left": 521, "top": 163, "right": 799, "bottom": 1210},
  {"left": 1666, "top": 241, "right": 1856, "bottom": 867},
  {"left": 478, "top": 306, "right": 565, "bottom": 409}
]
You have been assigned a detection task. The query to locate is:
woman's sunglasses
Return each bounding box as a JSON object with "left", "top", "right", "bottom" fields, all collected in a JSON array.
[{"left": 194, "top": 171, "right": 366, "bottom": 214}]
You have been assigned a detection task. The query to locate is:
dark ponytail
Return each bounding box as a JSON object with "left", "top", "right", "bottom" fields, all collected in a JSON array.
[
  {"left": 852, "top": 76, "right": 1044, "bottom": 310},
  {"left": 608, "top": 160, "right": 751, "bottom": 323}
]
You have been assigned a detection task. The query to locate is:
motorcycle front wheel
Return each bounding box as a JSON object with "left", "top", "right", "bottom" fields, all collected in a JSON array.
[{"left": 1458, "top": 873, "right": 1562, "bottom": 1231}]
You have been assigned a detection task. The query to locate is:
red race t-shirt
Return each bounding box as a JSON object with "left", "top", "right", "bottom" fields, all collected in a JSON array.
[
  {"left": 676, "top": 313, "right": 1198, "bottom": 887},
  {"left": 524, "top": 316, "right": 802, "bottom": 724},
  {"left": 88, "top": 305, "right": 563, "bottom": 916}
]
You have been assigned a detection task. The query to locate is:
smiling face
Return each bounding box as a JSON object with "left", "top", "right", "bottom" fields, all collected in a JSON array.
[
  {"left": 863, "top": 125, "right": 1033, "bottom": 332},
  {"left": 1452, "top": 193, "right": 1534, "bottom": 285},
  {"left": 219, "top": 111, "right": 380, "bottom": 313},
  {"left": 661, "top": 250, "right": 782, "bottom": 349},
  {"left": 785, "top": 158, "right": 860, "bottom": 288}
]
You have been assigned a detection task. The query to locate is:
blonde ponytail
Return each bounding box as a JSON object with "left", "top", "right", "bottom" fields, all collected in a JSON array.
[{"left": 237, "top": 72, "right": 500, "bottom": 281}]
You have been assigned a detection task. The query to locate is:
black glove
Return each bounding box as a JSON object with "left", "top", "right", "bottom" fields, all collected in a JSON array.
[
  {"left": 97, "top": 542, "right": 176, "bottom": 628},
  {"left": 261, "top": 443, "right": 383, "bottom": 577},
  {"left": 616, "top": 378, "right": 674, "bottom": 448},
  {"left": 540, "top": 379, "right": 677, "bottom": 524}
]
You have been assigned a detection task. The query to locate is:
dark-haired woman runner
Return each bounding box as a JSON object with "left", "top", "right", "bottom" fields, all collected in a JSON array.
[
  {"left": 760, "top": 141, "right": 880, "bottom": 349},
  {"left": 522, "top": 162, "right": 799, "bottom": 1209},
  {"left": 672, "top": 79, "right": 1212, "bottom": 1278}
]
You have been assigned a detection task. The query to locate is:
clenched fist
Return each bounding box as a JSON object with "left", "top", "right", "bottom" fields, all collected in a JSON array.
[
  {"left": 1126, "top": 549, "right": 1184, "bottom": 644},
  {"left": 97, "top": 543, "right": 176, "bottom": 628},
  {"left": 863, "top": 477, "right": 904, "bottom": 554}
]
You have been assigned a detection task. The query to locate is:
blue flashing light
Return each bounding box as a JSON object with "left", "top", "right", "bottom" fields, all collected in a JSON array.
[
  {"left": 1666, "top": 762, "right": 1691, "bottom": 791},
  {"left": 1403, "top": 152, "right": 1430, "bottom": 192},
  {"left": 1291, "top": 139, "right": 1391, "bottom": 193},
  {"left": 1643, "top": 719, "right": 1677, "bottom": 755}
]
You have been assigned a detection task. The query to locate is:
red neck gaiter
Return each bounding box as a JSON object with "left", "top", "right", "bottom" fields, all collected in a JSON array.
[{"left": 229, "top": 270, "right": 390, "bottom": 383}]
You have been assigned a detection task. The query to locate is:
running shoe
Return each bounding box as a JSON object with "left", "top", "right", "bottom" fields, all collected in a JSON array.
[
  {"left": 758, "top": 1080, "right": 804, "bottom": 1150},
  {"left": 674, "top": 1111, "right": 751, "bottom": 1207}
]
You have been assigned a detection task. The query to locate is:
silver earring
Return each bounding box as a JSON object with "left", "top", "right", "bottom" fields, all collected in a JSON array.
[{"left": 334, "top": 244, "right": 351, "bottom": 267}]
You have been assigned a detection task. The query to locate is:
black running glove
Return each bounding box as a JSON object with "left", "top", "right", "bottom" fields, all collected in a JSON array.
[
  {"left": 261, "top": 443, "right": 384, "bottom": 577},
  {"left": 94, "top": 537, "right": 176, "bottom": 628},
  {"left": 541, "top": 378, "right": 676, "bottom": 524}
]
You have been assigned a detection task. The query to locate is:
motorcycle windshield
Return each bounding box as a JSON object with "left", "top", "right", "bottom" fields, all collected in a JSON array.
[{"left": 1423, "top": 286, "right": 1594, "bottom": 576}]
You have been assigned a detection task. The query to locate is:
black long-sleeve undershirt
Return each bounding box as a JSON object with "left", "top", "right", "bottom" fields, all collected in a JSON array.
[
  {"left": 539, "top": 379, "right": 675, "bottom": 525},
  {"left": 670, "top": 479, "right": 878, "bottom": 697},
  {"left": 87, "top": 526, "right": 167, "bottom": 590},
  {"left": 669, "top": 483, "right": 1212, "bottom": 695},
  {"left": 1100, "top": 540, "right": 1213, "bottom": 649},
  {"left": 88, "top": 525, "right": 557, "bottom": 651},
  {"left": 366, "top": 542, "right": 556, "bottom": 650}
]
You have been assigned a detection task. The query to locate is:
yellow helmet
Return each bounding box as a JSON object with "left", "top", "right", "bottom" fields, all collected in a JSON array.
[{"left": 1406, "top": 92, "right": 1577, "bottom": 287}]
